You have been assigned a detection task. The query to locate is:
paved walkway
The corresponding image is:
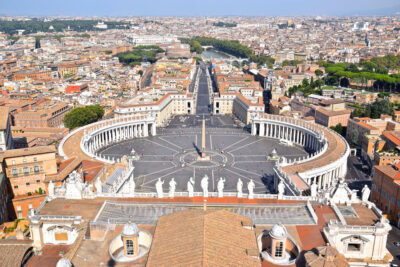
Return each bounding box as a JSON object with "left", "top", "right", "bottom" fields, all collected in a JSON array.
[
  {"left": 95, "top": 201, "right": 315, "bottom": 226},
  {"left": 196, "top": 64, "right": 211, "bottom": 115}
]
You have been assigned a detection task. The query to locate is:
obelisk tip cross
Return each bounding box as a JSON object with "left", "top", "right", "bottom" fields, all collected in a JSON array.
[{"left": 201, "top": 119, "right": 206, "bottom": 158}]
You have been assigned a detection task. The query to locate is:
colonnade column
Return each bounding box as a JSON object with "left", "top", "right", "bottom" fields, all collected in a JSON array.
[
  {"left": 259, "top": 123, "right": 265, "bottom": 137},
  {"left": 143, "top": 123, "right": 149, "bottom": 137}
]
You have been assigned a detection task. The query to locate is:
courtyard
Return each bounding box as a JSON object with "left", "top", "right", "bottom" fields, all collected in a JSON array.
[{"left": 99, "top": 115, "right": 309, "bottom": 194}]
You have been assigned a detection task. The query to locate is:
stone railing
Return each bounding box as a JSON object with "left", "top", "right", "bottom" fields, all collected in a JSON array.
[
  {"left": 330, "top": 203, "right": 347, "bottom": 225},
  {"left": 81, "top": 115, "right": 156, "bottom": 164},
  {"left": 59, "top": 114, "right": 156, "bottom": 162},
  {"left": 91, "top": 191, "right": 319, "bottom": 203},
  {"left": 254, "top": 114, "right": 350, "bottom": 195}
]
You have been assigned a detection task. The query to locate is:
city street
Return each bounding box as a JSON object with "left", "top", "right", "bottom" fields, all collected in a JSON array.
[
  {"left": 196, "top": 64, "right": 211, "bottom": 115},
  {"left": 346, "top": 155, "right": 372, "bottom": 194},
  {"left": 388, "top": 226, "right": 400, "bottom": 265}
]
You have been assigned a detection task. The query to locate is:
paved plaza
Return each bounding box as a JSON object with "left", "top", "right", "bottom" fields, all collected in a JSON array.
[
  {"left": 95, "top": 201, "right": 316, "bottom": 226},
  {"left": 99, "top": 115, "right": 309, "bottom": 194}
]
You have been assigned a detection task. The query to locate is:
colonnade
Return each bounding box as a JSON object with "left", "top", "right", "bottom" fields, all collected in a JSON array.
[
  {"left": 251, "top": 115, "right": 350, "bottom": 195},
  {"left": 78, "top": 115, "right": 157, "bottom": 164},
  {"left": 85, "top": 122, "right": 156, "bottom": 154},
  {"left": 251, "top": 121, "right": 323, "bottom": 152}
]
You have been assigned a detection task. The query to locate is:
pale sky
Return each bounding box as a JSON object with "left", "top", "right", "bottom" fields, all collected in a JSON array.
[{"left": 1, "top": 0, "right": 400, "bottom": 16}]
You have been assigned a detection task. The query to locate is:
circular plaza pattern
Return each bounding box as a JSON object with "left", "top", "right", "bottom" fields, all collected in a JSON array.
[
  {"left": 59, "top": 113, "right": 349, "bottom": 196},
  {"left": 97, "top": 115, "right": 309, "bottom": 194}
]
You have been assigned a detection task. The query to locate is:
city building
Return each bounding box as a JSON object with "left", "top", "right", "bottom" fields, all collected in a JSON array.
[
  {"left": 0, "top": 145, "right": 57, "bottom": 196},
  {"left": 372, "top": 162, "right": 400, "bottom": 227},
  {"left": 0, "top": 107, "right": 14, "bottom": 151},
  {"left": 13, "top": 102, "right": 71, "bottom": 128}
]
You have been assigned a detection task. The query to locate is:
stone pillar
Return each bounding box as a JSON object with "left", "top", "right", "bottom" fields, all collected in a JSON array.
[
  {"left": 318, "top": 175, "right": 322, "bottom": 189},
  {"left": 251, "top": 122, "right": 256, "bottom": 136},
  {"left": 259, "top": 123, "right": 265, "bottom": 137},
  {"left": 151, "top": 123, "right": 156, "bottom": 136},
  {"left": 30, "top": 217, "right": 43, "bottom": 254},
  {"left": 143, "top": 123, "right": 149, "bottom": 137},
  {"left": 134, "top": 125, "right": 138, "bottom": 137}
]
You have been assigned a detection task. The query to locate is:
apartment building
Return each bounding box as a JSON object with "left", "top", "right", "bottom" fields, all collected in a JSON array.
[
  {"left": 0, "top": 146, "right": 57, "bottom": 196},
  {"left": 13, "top": 102, "right": 72, "bottom": 128}
]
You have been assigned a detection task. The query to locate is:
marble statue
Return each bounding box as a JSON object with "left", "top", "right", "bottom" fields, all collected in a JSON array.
[
  {"left": 248, "top": 179, "right": 255, "bottom": 199},
  {"left": 217, "top": 177, "right": 225, "bottom": 198},
  {"left": 30, "top": 207, "right": 35, "bottom": 217},
  {"left": 237, "top": 178, "right": 243, "bottom": 198},
  {"left": 361, "top": 185, "right": 371, "bottom": 202},
  {"left": 95, "top": 177, "right": 102, "bottom": 195},
  {"left": 278, "top": 180, "right": 285, "bottom": 199},
  {"left": 65, "top": 171, "right": 84, "bottom": 199},
  {"left": 48, "top": 181, "right": 55, "bottom": 199},
  {"left": 201, "top": 175, "right": 209, "bottom": 198},
  {"left": 169, "top": 178, "right": 177, "bottom": 198},
  {"left": 311, "top": 182, "right": 318, "bottom": 197},
  {"left": 129, "top": 175, "right": 135, "bottom": 196},
  {"left": 156, "top": 178, "right": 164, "bottom": 198},
  {"left": 187, "top": 177, "right": 195, "bottom": 197}
]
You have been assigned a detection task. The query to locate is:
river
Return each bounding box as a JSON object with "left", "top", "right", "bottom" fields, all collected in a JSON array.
[{"left": 201, "top": 48, "right": 233, "bottom": 60}]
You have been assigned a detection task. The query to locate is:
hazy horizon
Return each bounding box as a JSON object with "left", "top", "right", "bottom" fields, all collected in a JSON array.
[{"left": 2, "top": 0, "right": 400, "bottom": 17}]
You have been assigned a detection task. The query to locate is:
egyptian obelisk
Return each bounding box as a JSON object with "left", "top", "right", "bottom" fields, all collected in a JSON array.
[{"left": 201, "top": 119, "right": 206, "bottom": 158}]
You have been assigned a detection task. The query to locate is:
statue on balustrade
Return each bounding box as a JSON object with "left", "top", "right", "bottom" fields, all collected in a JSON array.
[
  {"left": 156, "top": 178, "right": 164, "bottom": 198},
  {"left": 248, "top": 179, "right": 255, "bottom": 199},
  {"left": 237, "top": 178, "right": 243, "bottom": 198},
  {"left": 169, "top": 178, "right": 177, "bottom": 198},
  {"left": 361, "top": 185, "right": 370, "bottom": 202},
  {"left": 201, "top": 175, "right": 209, "bottom": 198},
  {"left": 278, "top": 180, "right": 285, "bottom": 199},
  {"left": 217, "top": 177, "right": 225, "bottom": 198},
  {"left": 187, "top": 177, "right": 195, "bottom": 197},
  {"left": 311, "top": 182, "right": 318, "bottom": 197},
  {"left": 48, "top": 180, "right": 55, "bottom": 199},
  {"left": 95, "top": 177, "right": 102, "bottom": 194}
]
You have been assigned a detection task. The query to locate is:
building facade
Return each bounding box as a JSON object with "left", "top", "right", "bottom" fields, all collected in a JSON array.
[{"left": 0, "top": 146, "right": 57, "bottom": 196}]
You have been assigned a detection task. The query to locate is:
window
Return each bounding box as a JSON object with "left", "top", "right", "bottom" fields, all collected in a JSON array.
[
  {"left": 126, "top": 239, "right": 134, "bottom": 256},
  {"left": 34, "top": 165, "right": 39, "bottom": 173},
  {"left": 12, "top": 167, "right": 17, "bottom": 176},
  {"left": 347, "top": 243, "right": 361, "bottom": 252},
  {"left": 26, "top": 182, "right": 30, "bottom": 186},
  {"left": 275, "top": 241, "right": 283, "bottom": 258},
  {"left": 33, "top": 157, "right": 37, "bottom": 162},
  {"left": 23, "top": 166, "right": 29, "bottom": 175},
  {"left": 14, "top": 185, "right": 18, "bottom": 189},
  {"left": 23, "top": 158, "right": 27, "bottom": 163},
  {"left": 11, "top": 160, "right": 15, "bottom": 165}
]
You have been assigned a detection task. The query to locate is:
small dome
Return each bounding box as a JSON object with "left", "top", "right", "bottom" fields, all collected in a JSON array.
[
  {"left": 56, "top": 258, "right": 72, "bottom": 267},
  {"left": 122, "top": 222, "right": 139, "bottom": 236},
  {"left": 270, "top": 223, "right": 287, "bottom": 239}
]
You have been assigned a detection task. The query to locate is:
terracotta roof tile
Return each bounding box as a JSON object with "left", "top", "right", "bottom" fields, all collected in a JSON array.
[{"left": 146, "top": 209, "right": 260, "bottom": 267}]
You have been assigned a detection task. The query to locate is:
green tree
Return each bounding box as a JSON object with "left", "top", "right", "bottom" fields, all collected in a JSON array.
[
  {"left": 63, "top": 105, "right": 104, "bottom": 130},
  {"left": 330, "top": 123, "right": 344, "bottom": 135},
  {"left": 350, "top": 129, "right": 359, "bottom": 146},
  {"left": 315, "top": 69, "right": 323, "bottom": 78},
  {"left": 189, "top": 40, "right": 203, "bottom": 54}
]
